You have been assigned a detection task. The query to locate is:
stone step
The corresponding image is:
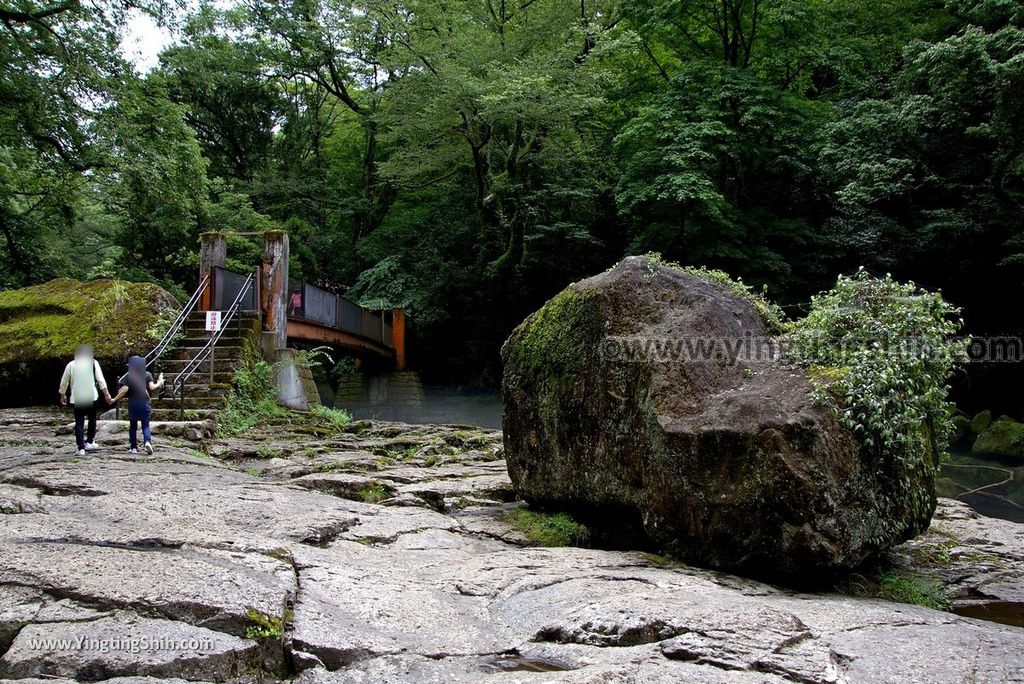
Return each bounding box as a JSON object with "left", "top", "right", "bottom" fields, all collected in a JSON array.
[
  {"left": 162, "top": 345, "right": 245, "bottom": 360},
  {"left": 177, "top": 333, "right": 250, "bottom": 342},
  {"left": 183, "top": 315, "right": 259, "bottom": 329},
  {"left": 150, "top": 408, "right": 220, "bottom": 422},
  {"left": 152, "top": 396, "right": 226, "bottom": 410},
  {"left": 158, "top": 359, "right": 242, "bottom": 373},
  {"left": 154, "top": 385, "right": 229, "bottom": 399},
  {"left": 164, "top": 371, "right": 238, "bottom": 385},
  {"left": 180, "top": 324, "right": 256, "bottom": 336}
]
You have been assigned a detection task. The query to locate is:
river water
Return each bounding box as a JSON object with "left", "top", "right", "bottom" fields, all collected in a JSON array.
[
  {"left": 939, "top": 450, "right": 1024, "bottom": 523},
  {"left": 336, "top": 386, "right": 503, "bottom": 429}
]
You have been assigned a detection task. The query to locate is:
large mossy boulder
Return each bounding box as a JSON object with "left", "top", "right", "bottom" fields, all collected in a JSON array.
[
  {"left": 0, "top": 278, "right": 178, "bottom": 407},
  {"left": 502, "top": 256, "right": 938, "bottom": 579},
  {"left": 972, "top": 416, "right": 1024, "bottom": 461}
]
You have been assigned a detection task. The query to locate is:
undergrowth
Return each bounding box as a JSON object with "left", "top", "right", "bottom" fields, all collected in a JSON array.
[
  {"left": 841, "top": 570, "right": 951, "bottom": 611},
  {"left": 357, "top": 483, "right": 390, "bottom": 503},
  {"left": 502, "top": 509, "right": 589, "bottom": 547},
  {"left": 786, "top": 268, "right": 965, "bottom": 461},
  {"left": 310, "top": 404, "right": 353, "bottom": 431},
  {"left": 245, "top": 607, "right": 283, "bottom": 640},
  {"left": 785, "top": 269, "right": 967, "bottom": 533},
  {"left": 217, "top": 342, "right": 288, "bottom": 436}
]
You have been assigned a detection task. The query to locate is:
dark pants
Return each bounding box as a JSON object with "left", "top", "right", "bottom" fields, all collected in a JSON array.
[
  {"left": 73, "top": 402, "right": 97, "bottom": 451},
  {"left": 128, "top": 401, "right": 152, "bottom": 450}
]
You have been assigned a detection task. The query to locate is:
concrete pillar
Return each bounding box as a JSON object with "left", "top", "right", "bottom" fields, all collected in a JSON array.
[
  {"left": 260, "top": 231, "right": 289, "bottom": 354},
  {"left": 391, "top": 308, "right": 406, "bottom": 371},
  {"left": 198, "top": 232, "right": 227, "bottom": 310}
]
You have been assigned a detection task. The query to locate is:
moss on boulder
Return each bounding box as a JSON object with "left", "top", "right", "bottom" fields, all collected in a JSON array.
[
  {"left": 972, "top": 416, "right": 1024, "bottom": 461},
  {"left": 949, "top": 412, "right": 971, "bottom": 445},
  {"left": 0, "top": 278, "right": 178, "bottom": 407},
  {"left": 970, "top": 410, "right": 993, "bottom": 435}
]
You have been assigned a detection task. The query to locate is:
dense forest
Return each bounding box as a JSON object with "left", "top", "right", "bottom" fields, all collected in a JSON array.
[{"left": 2, "top": 0, "right": 1022, "bottom": 402}]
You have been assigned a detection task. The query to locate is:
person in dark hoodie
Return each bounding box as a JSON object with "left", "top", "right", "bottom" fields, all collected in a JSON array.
[{"left": 111, "top": 355, "right": 164, "bottom": 454}]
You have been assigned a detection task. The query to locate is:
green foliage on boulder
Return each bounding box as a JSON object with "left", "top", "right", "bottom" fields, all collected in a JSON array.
[
  {"left": 787, "top": 270, "right": 965, "bottom": 462},
  {"left": 972, "top": 417, "right": 1024, "bottom": 461},
  {"left": 786, "top": 270, "right": 966, "bottom": 532},
  {"left": 642, "top": 253, "right": 787, "bottom": 333},
  {"left": 0, "top": 278, "right": 178, "bottom": 365}
]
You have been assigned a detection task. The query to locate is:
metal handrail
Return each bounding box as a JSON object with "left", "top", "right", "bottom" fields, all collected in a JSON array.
[
  {"left": 171, "top": 272, "right": 254, "bottom": 415},
  {"left": 145, "top": 275, "right": 210, "bottom": 367}
]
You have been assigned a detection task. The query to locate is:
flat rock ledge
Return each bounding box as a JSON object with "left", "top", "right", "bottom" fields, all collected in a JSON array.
[{"left": 0, "top": 407, "right": 1022, "bottom": 683}]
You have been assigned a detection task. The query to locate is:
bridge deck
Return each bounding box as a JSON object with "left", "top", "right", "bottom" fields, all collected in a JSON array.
[{"left": 286, "top": 316, "right": 395, "bottom": 361}]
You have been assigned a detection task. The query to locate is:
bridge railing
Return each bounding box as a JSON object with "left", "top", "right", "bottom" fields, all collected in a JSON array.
[
  {"left": 206, "top": 268, "right": 394, "bottom": 350},
  {"left": 212, "top": 266, "right": 258, "bottom": 311},
  {"left": 290, "top": 280, "right": 393, "bottom": 349}
]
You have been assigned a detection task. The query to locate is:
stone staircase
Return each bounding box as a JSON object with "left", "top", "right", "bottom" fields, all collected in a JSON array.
[{"left": 146, "top": 311, "right": 261, "bottom": 422}]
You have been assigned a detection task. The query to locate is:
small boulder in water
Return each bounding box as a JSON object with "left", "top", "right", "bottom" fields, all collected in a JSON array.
[
  {"left": 971, "top": 410, "right": 994, "bottom": 435},
  {"left": 973, "top": 416, "right": 1024, "bottom": 461}
]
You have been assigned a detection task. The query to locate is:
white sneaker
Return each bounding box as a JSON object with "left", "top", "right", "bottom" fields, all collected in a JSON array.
[
  {"left": 128, "top": 448, "right": 139, "bottom": 454},
  {"left": 84, "top": 442, "right": 100, "bottom": 452},
  {"left": 76, "top": 449, "right": 86, "bottom": 456},
  {"left": 144, "top": 442, "right": 153, "bottom": 455}
]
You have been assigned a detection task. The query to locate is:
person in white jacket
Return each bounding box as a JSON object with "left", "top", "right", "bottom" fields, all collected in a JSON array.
[{"left": 58, "top": 345, "right": 113, "bottom": 455}]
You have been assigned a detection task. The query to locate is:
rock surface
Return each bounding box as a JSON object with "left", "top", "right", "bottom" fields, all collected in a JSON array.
[
  {"left": 502, "top": 256, "right": 937, "bottom": 578},
  {"left": 0, "top": 407, "right": 1022, "bottom": 683}
]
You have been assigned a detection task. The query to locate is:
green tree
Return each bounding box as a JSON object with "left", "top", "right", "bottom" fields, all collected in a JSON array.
[
  {"left": 0, "top": 0, "right": 164, "bottom": 285},
  {"left": 159, "top": 10, "right": 285, "bottom": 181},
  {"left": 101, "top": 80, "right": 209, "bottom": 287},
  {"left": 819, "top": 1, "right": 1024, "bottom": 325}
]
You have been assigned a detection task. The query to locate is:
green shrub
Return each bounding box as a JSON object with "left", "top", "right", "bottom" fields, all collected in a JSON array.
[
  {"left": 310, "top": 404, "right": 352, "bottom": 431},
  {"left": 357, "top": 483, "right": 390, "bottom": 503},
  {"left": 217, "top": 343, "right": 288, "bottom": 436},
  {"left": 786, "top": 269, "right": 966, "bottom": 464},
  {"left": 145, "top": 305, "right": 184, "bottom": 348},
  {"left": 502, "top": 509, "right": 589, "bottom": 547},
  {"left": 877, "top": 573, "right": 949, "bottom": 610},
  {"left": 293, "top": 345, "right": 334, "bottom": 372},
  {"left": 245, "top": 607, "right": 283, "bottom": 640},
  {"left": 843, "top": 571, "right": 950, "bottom": 611}
]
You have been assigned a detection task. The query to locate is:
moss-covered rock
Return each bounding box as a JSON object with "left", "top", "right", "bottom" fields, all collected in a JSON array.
[
  {"left": 502, "top": 256, "right": 938, "bottom": 580},
  {"left": 972, "top": 416, "right": 1024, "bottom": 461},
  {"left": 949, "top": 412, "right": 971, "bottom": 445},
  {"left": 0, "top": 278, "right": 178, "bottom": 407},
  {"left": 970, "top": 410, "right": 993, "bottom": 435}
]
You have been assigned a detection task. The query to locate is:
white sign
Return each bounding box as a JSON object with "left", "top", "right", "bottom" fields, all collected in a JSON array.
[{"left": 205, "top": 310, "right": 221, "bottom": 332}]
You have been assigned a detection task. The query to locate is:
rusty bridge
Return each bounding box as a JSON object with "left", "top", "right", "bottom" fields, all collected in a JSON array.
[{"left": 197, "top": 231, "right": 405, "bottom": 369}]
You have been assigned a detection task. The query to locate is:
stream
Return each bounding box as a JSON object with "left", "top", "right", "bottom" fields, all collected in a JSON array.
[
  {"left": 334, "top": 385, "right": 503, "bottom": 429},
  {"left": 938, "top": 450, "right": 1024, "bottom": 523}
]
